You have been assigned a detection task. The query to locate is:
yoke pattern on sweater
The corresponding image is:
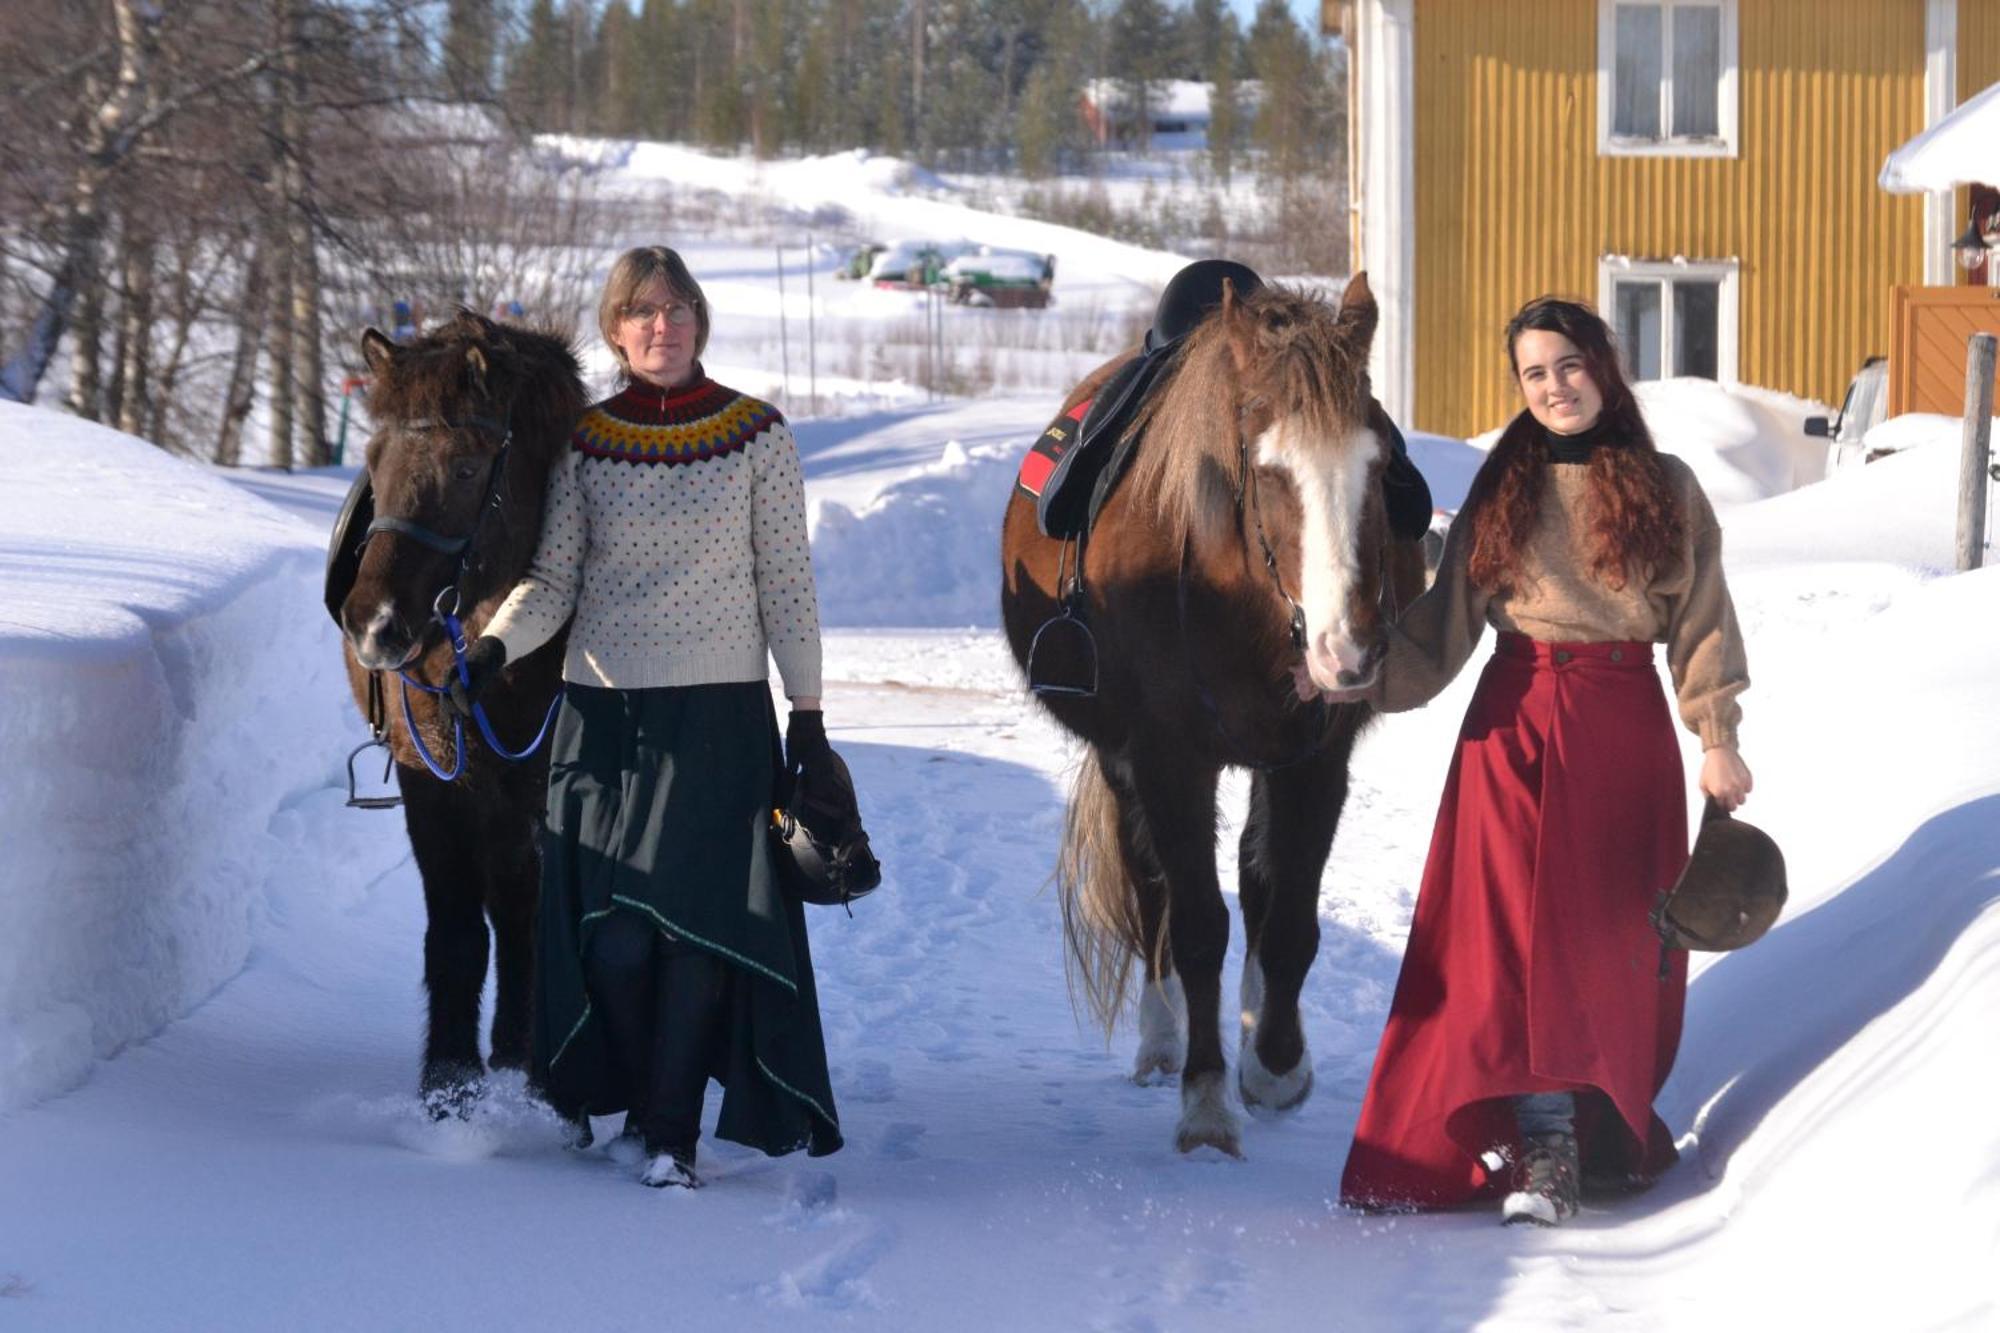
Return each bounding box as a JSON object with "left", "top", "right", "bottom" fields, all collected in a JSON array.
[{"left": 573, "top": 380, "right": 782, "bottom": 465}]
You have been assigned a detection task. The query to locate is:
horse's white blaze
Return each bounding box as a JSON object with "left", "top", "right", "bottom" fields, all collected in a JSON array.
[{"left": 1255, "top": 420, "right": 1382, "bottom": 690}]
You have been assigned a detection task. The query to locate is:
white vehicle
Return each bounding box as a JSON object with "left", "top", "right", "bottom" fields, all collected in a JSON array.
[{"left": 1805, "top": 357, "right": 1888, "bottom": 473}]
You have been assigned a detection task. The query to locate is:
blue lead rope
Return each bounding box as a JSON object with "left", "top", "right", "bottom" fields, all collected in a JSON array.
[{"left": 395, "top": 602, "right": 561, "bottom": 782}]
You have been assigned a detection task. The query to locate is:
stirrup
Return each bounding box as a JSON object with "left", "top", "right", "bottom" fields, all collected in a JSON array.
[
  {"left": 1026, "top": 605, "right": 1098, "bottom": 698},
  {"left": 345, "top": 736, "right": 402, "bottom": 809}
]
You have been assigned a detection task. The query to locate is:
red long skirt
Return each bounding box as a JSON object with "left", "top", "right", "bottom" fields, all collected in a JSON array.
[{"left": 1339, "top": 633, "right": 1690, "bottom": 1209}]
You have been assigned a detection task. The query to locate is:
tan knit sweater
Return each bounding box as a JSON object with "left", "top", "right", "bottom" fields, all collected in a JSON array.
[{"left": 1370, "top": 452, "right": 1748, "bottom": 749}]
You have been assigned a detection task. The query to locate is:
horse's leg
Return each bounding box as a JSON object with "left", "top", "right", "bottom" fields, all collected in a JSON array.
[
  {"left": 1238, "top": 738, "right": 1356, "bottom": 1114},
  {"left": 400, "top": 771, "right": 491, "bottom": 1114},
  {"left": 1236, "top": 783, "right": 1274, "bottom": 1054},
  {"left": 1107, "top": 758, "right": 1183, "bottom": 1083},
  {"left": 482, "top": 768, "right": 541, "bottom": 1074},
  {"left": 1128, "top": 752, "right": 1237, "bottom": 1156}
]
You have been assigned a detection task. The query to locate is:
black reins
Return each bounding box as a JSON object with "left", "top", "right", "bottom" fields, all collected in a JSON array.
[{"left": 362, "top": 411, "right": 515, "bottom": 615}]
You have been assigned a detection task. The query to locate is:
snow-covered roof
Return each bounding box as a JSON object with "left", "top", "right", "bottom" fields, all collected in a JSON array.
[
  {"left": 1880, "top": 79, "right": 2000, "bottom": 194},
  {"left": 1081, "top": 79, "right": 1262, "bottom": 119},
  {"left": 941, "top": 250, "right": 1047, "bottom": 282}
]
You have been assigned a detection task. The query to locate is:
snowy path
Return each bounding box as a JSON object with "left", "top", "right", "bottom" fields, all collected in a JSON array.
[
  {"left": 0, "top": 629, "right": 1519, "bottom": 1330},
  {"left": 13, "top": 620, "right": 1993, "bottom": 1330},
  {"left": 6, "top": 449, "right": 2000, "bottom": 1327}
]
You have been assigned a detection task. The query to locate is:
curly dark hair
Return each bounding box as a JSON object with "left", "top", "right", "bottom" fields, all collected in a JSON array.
[{"left": 1461, "top": 296, "right": 1686, "bottom": 593}]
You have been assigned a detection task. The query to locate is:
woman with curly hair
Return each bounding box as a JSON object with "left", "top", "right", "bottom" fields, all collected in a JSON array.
[{"left": 1323, "top": 296, "right": 1752, "bottom": 1225}]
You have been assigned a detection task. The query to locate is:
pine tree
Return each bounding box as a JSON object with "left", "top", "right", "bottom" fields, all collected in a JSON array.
[
  {"left": 1107, "top": 0, "right": 1174, "bottom": 153},
  {"left": 506, "top": 0, "right": 571, "bottom": 131},
  {"left": 1247, "top": 0, "right": 1316, "bottom": 179},
  {"left": 444, "top": 0, "right": 497, "bottom": 100},
  {"left": 1183, "top": 0, "right": 1231, "bottom": 80}
]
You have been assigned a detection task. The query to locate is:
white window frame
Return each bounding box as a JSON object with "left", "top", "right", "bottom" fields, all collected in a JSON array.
[
  {"left": 1598, "top": 256, "right": 1741, "bottom": 384},
  {"left": 1597, "top": 0, "right": 1740, "bottom": 159}
]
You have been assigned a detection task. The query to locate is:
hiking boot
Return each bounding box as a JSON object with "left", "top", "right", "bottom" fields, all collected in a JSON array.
[
  {"left": 1502, "top": 1131, "right": 1580, "bottom": 1226},
  {"left": 640, "top": 1150, "right": 703, "bottom": 1190}
]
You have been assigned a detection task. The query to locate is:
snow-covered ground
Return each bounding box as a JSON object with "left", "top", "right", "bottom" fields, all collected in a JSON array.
[
  {"left": 4, "top": 137, "right": 1998, "bottom": 1330},
  {"left": 4, "top": 383, "right": 1998, "bottom": 1328}
]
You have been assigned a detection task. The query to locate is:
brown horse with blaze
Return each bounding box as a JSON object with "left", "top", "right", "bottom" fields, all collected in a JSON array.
[{"left": 1000, "top": 274, "right": 1426, "bottom": 1157}]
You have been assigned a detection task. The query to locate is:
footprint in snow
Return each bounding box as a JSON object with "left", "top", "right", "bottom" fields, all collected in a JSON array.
[
  {"left": 757, "top": 1223, "right": 895, "bottom": 1312},
  {"left": 875, "top": 1120, "right": 926, "bottom": 1160}
]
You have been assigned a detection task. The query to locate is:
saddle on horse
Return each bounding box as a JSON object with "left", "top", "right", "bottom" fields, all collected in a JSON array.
[{"left": 1016, "top": 259, "right": 1434, "bottom": 542}]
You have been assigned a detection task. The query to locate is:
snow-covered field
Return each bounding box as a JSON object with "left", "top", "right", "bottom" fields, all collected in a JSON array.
[{"left": 4, "top": 140, "right": 1998, "bottom": 1331}]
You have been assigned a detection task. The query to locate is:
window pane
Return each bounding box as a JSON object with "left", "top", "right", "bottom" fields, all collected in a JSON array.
[
  {"left": 1615, "top": 282, "right": 1664, "bottom": 381},
  {"left": 1671, "top": 4, "right": 1722, "bottom": 138},
  {"left": 1674, "top": 280, "right": 1721, "bottom": 379},
  {"left": 1614, "top": 5, "right": 1664, "bottom": 139}
]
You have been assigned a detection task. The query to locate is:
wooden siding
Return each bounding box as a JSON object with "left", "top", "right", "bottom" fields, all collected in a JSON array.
[
  {"left": 1961, "top": 1, "right": 2000, "bottom": 99},
  {"left": 1411, "top": 0, "right": 1928, "bottom": 439}
]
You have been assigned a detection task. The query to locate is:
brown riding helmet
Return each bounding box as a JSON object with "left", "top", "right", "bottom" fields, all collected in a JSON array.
[{"left": 1652, "top": 799, "right": 1789, "bottom": 952}]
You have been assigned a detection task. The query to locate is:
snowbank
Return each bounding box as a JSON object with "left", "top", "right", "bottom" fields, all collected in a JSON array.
[
  {"left": 1468, "top": 379, "right": 1831, "bottom": 504},
  {"left": 1726, "top": 419, "right": 1972, "bottom": 571},
  {"left": 811, "top": 440, "right": 1018, "bottom": 627},
  {"left": 0, "top": 404, "right": 358, "bottom": 1111}
]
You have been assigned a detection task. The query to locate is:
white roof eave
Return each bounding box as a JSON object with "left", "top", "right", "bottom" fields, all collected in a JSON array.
[{"left": 1881, "top": 79, "right": 2000, "bottom": 194}]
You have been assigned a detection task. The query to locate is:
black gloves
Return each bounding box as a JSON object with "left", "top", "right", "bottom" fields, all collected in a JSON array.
[
  {"left": 782, "top": 708, "right": 868, "bottom": 858},
  {"left": 784, "top": 708, "right": 833, "bottom": 776},
  {"left": 445, "top": 634, "right": 507, "bottom": 720}
]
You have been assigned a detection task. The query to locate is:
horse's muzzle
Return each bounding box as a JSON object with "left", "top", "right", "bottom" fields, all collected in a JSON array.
[
  {"left": 346, "top": 599, "right": 422, "bottom": 672},
  {"left": 1306, "top": 631, "right": 1386, "bottom": 695}
]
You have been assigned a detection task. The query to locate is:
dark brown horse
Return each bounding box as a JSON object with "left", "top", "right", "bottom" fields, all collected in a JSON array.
[
  {"left": 338, "top": 311, "right": 586, "bottom": 1113},
  {"left": 1000, "top": 275, "right": 1425, "bottom": 1156}
]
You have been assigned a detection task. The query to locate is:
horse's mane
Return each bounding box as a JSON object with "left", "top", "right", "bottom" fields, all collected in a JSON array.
[
  {"left": 364, "top": 311, "right": 589, "bottom": 606},
  {"left": 1124, "top": 284, "right": 1374, "bottom": 547},
  {"left": 367, "top": 310, "right": 588, "bottom": 475}
]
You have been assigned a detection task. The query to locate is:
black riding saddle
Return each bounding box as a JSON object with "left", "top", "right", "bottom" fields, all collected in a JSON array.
[{"left": 1018, "top": 259, "right": 1433, "bottom": 542}]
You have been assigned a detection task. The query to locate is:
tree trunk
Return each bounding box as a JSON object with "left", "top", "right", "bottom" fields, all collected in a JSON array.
[
  {"left": 115, "top": 218, "right": 155, "bottom": 438},
  {"left": 282, "top": 10, "right": 325, "bottom": 467},
  {"left": 215, "top": 243, "right": 267, "bottom": 468},
  {"left": 910, "top": 0, "right": 926, "bottom": 135},
  {"left": 2, "top": 1, "right": 147, "bottom": 406},
  {"left": 64, "top": 255, "right": 104, "bottom": 420}
]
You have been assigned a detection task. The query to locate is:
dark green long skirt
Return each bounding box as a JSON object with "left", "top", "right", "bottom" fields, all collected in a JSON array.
[{"left": 530, "top": 681, "right": 842, "bottom": 1158}]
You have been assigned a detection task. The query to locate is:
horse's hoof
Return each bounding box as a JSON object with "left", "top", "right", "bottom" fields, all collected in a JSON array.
[
  {"left": 1132, "top": 1047, "right": 1183, "bottom": 1085},
  {"left": 1238, "top": 1041, "right": 1314, "bottom": 1115},
  {"left": 1174, "top": 1072, "right": 1243, "bottom": 1158},
  {"left": 421, "top": 1065, "right": 485, "bottom": 1121}
]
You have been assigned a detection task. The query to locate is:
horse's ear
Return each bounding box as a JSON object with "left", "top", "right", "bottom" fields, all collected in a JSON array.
[
  {"left": 1219, "top": 277, "right": 1255, "bottom": 373},
  {"left": 465, "top": 345, "right": 490, "bottom": 399},
  {"left": 360, "top": 328, "right": 397, "bottom": 377},
  {"left": 1338, "top": 271, "right": 1379, "bottom": 348}
]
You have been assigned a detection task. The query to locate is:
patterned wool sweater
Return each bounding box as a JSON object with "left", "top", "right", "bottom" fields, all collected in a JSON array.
[{"left": 486, "top": 375, "right": 822, "bottom": 697}]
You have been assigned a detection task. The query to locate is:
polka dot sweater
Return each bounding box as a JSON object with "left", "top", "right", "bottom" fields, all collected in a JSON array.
[{"left": 486, "top": 376, "right": 822, "bottom": 698}]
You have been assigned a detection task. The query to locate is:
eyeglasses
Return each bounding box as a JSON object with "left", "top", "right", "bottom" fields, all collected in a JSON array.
[{"left": 620, "top": 300, "right": 698, "bottom": 327}]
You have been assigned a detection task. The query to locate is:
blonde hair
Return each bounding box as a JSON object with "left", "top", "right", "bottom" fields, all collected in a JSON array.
[{"left": 597, "top": 246, "right": 711, "bottom": 381}]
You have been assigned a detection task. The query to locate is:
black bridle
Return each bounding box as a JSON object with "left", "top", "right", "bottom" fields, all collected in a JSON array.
[
  {"left": 362, "top": 411, "right": 515, "bottom": 619},
  {"left": 344, "top": 407, "right": 560, "bottom": 803},
  {"left": 1174, "top": 399, "right": 1395, "bottom": 773}
]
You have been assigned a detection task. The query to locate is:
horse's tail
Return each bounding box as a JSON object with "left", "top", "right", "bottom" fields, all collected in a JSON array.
[{"left": 1057, "top": 749, "right": 1160, "bottom": 1035}]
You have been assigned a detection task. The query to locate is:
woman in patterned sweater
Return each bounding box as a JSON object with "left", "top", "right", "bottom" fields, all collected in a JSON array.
[{"left": 454, "top": 246, "right": 842, "bottom": 1187}]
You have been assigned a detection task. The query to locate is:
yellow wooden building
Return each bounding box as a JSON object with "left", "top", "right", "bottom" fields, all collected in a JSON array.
[{"left": 1334, "top": 0, "right": 2000, "bottom": 440}]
